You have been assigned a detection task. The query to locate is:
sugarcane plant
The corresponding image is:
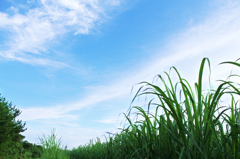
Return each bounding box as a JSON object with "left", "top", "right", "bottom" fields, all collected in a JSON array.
[
  {"left": 121, "top": 57, "right": 240, "bottom": 159},
  {"left": 68, "top": 57, "right": 240, "bottom": 159}
]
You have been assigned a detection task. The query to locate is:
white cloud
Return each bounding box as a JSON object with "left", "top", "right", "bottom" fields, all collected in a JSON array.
[
  {"left": 0, "top": 0, "right": 122, "bottom": 66},
  {"left": 20, "top": 0, "right": 240, "bottom": 120},
  {"left": 7, "top": 6, "right": 19, "bottom": 13},
  {"left": 20, "top": 82, "right": 131, "bottom": 121}
]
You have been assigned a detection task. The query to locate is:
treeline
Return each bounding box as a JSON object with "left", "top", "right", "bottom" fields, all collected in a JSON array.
[{"left": 0, "top": 95, "right": 42, "bottom": 158}]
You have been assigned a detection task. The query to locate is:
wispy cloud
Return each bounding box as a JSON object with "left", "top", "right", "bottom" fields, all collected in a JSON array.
[
  {"left": 21, "top": 0, "right": 240, "bottom": 121},
  {"left": 0, "top": 0, "right": 122, "bottom": 66}
]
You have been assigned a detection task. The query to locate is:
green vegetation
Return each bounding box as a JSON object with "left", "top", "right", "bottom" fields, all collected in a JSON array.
[
  {"left": 1, "top": 57, "right": 240, "bottom": 158},
  {"left": 68, "top": 58, "right": 240, "bottom": 159},
  {"left": 21, "top": 140, "right": 43, "bottom": 158},
  {"left": 39, "top": 128, "right": 69, "bottom": 159},
  {"left": 0, "top": 94, "right": 27, "bottom": 158}
]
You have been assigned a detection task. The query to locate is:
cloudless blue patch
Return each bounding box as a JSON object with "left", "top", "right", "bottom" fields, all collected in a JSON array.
[
  {"left": 0, "top": 61, "right": 89, "bottom": 108},
  {"left": 0, "top": 0, "right": 12, "bottom": 12}
]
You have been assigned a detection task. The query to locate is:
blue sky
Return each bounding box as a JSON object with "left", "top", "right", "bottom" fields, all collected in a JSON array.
[{"left": 1, "top": 0, "right": 240, "bottom": 149}]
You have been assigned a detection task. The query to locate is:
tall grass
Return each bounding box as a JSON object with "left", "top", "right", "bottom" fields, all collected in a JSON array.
[
  {"left": 68, "top": 58, "right": 240, "bottom": 159},
  {"left": 39, "top": 128, "right": 70, "bottom": 159},
  {"left": 121, "top": 58, "right": 240, "bottom": 159}
]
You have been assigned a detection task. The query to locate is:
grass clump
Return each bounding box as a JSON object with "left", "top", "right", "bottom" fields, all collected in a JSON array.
[
  {"left": 68, "top": 58, "right": 240, "bottom": 159},
  {"left": 39, "top": 128, "right": 70, "bottom": 159}
]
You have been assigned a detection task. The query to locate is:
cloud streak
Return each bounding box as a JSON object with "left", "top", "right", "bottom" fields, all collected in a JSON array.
[
  {"left": 0, "top": 0, "right": 122, "bottom": 66},
  {"left": 20, "top": 0, "right": 240, "bottom": 121}
]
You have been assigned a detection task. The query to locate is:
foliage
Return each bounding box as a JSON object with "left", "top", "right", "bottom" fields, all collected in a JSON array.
[
  {"left": 0, "top": 94, "right": 27, "bottom": 158},
  {"left": 22, "top": 140, "right": 43, "bottom": 158}
]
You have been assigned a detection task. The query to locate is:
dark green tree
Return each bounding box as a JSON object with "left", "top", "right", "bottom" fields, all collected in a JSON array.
[
  {"left": 22, "top": 140, "right": 43, "bottom": 158},
  {"left": 0, "top": 94, "right": 27, "bottom": 157}
]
